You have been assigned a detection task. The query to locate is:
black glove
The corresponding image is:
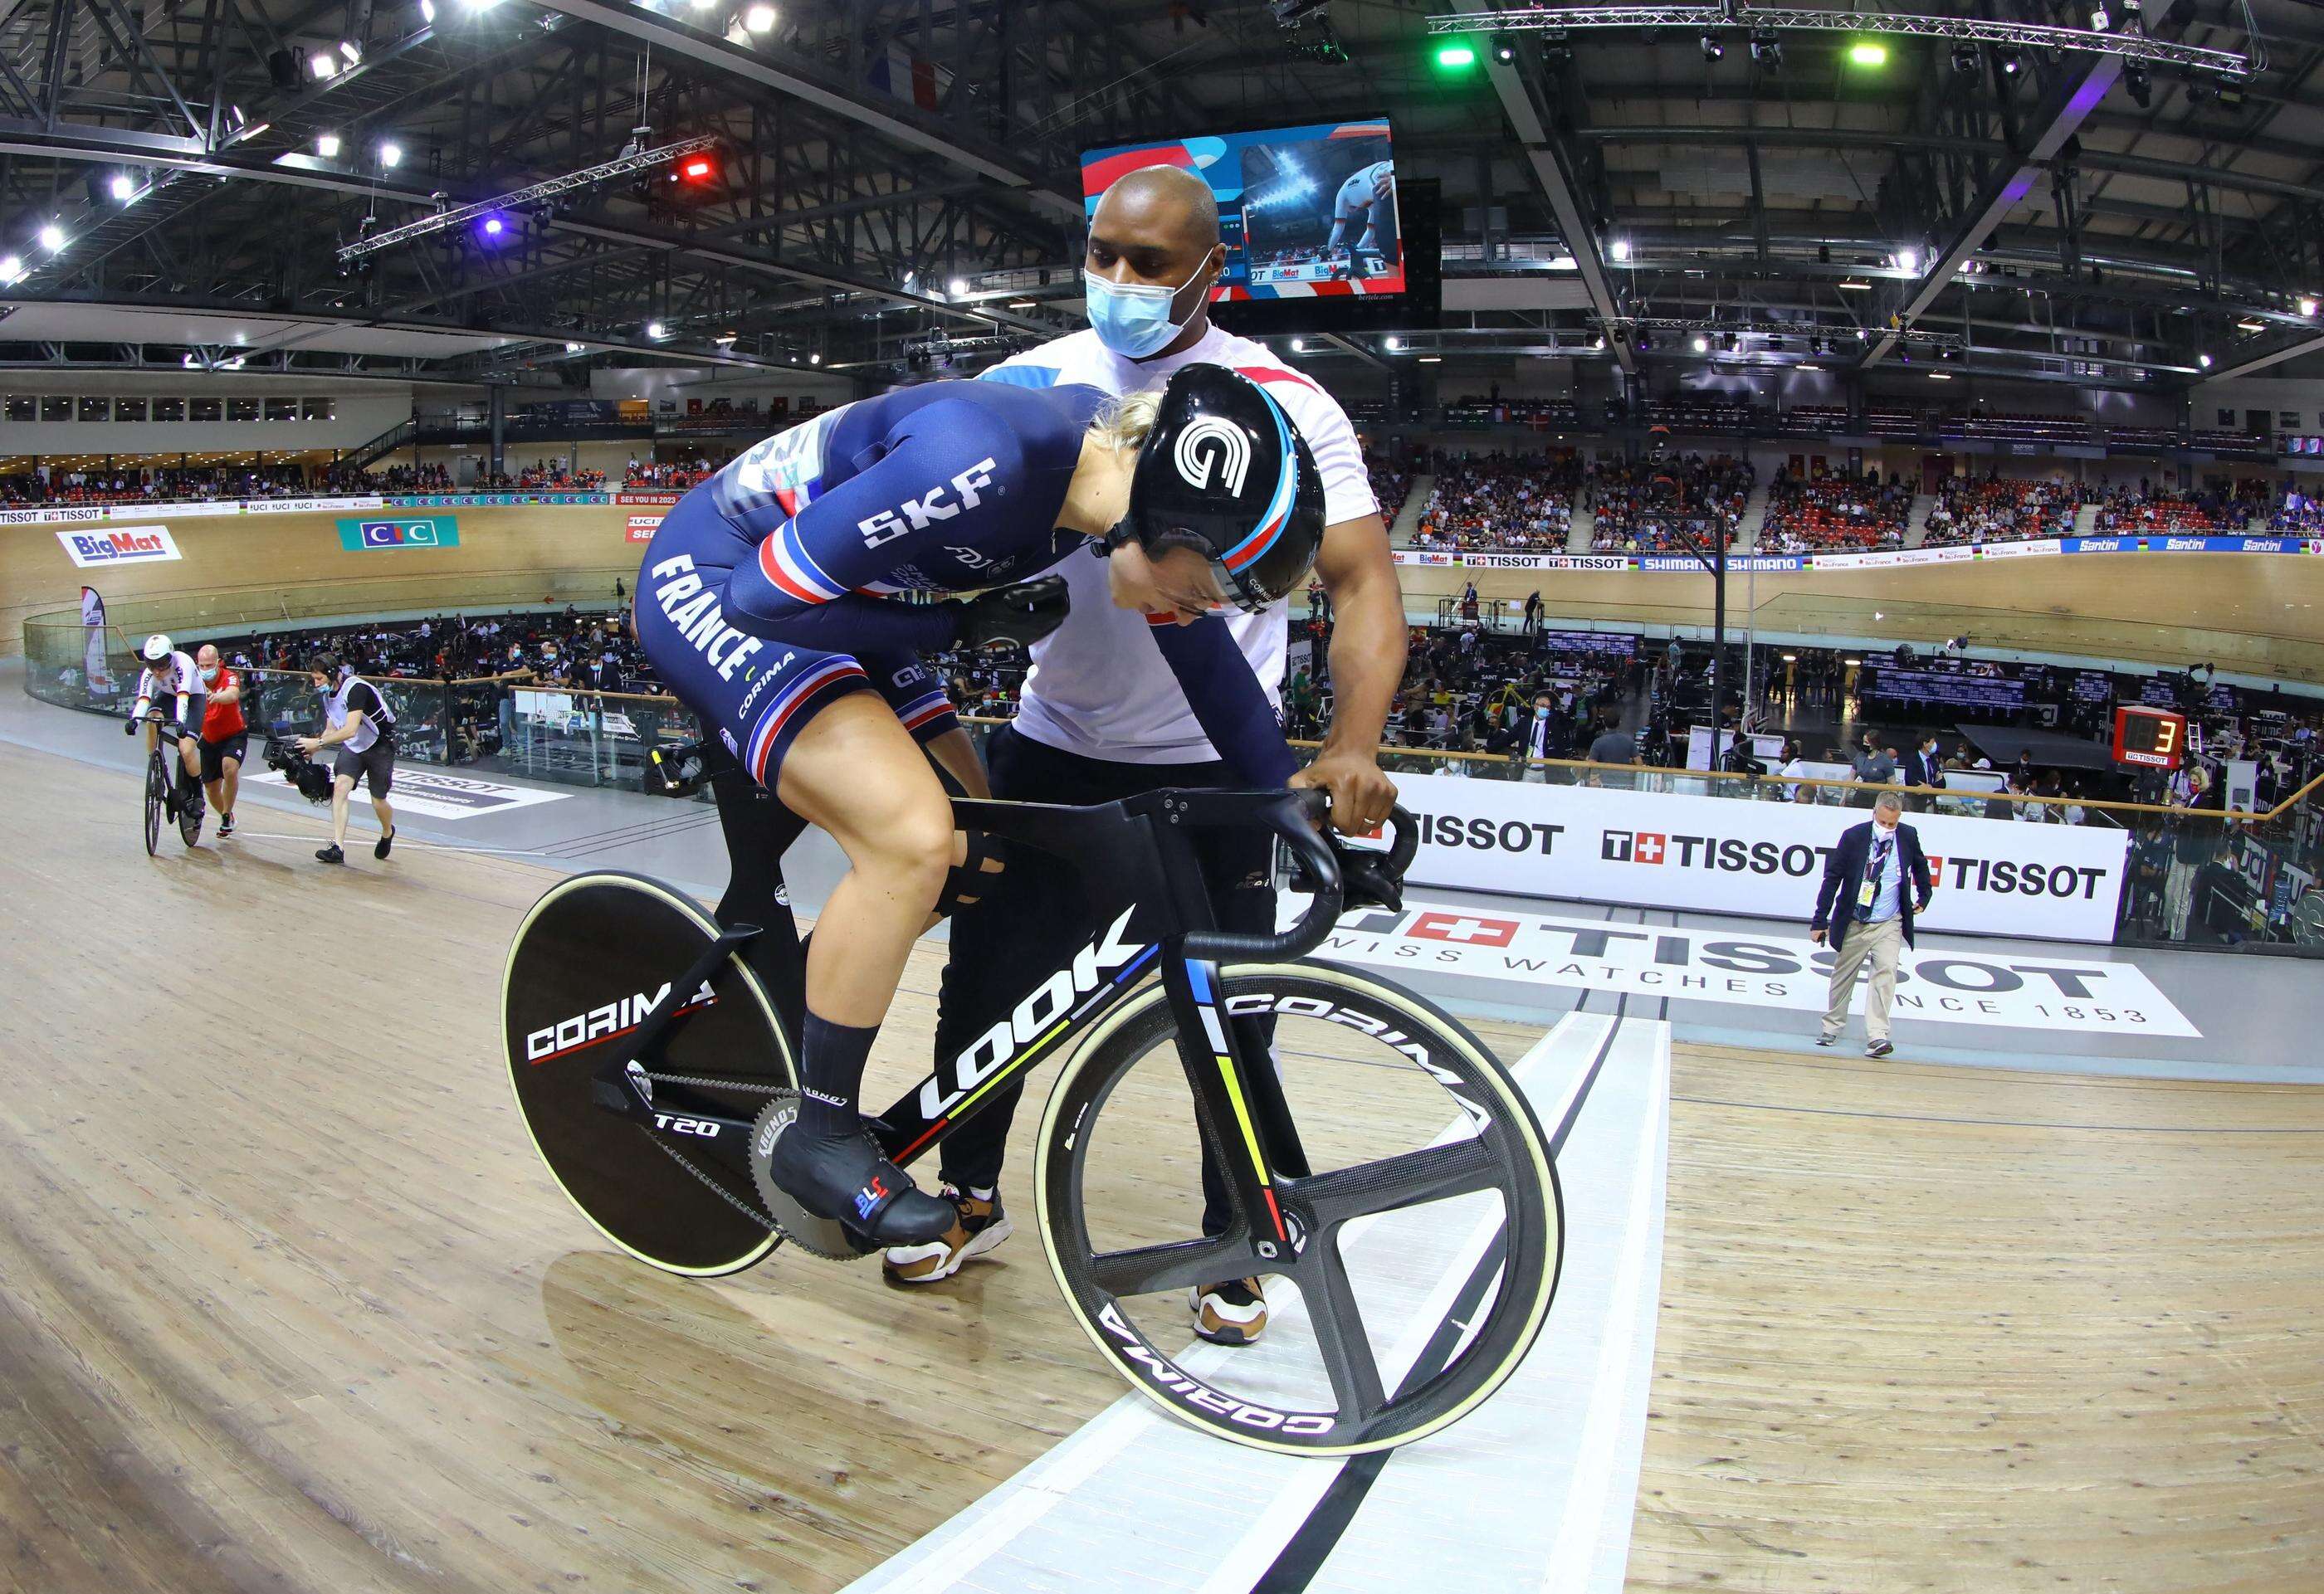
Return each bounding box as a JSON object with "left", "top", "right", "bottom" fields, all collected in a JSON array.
[
  {"left": 954, "top": 576, "right": 1069, "bottom": 653},
  {"left": 124, "top": 717, "right": 139, "bottom": 736}
]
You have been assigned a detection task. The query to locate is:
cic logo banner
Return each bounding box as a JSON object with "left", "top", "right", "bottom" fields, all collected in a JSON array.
[{"left": 336, "top": 515, "right": 461, "bottom": 550}]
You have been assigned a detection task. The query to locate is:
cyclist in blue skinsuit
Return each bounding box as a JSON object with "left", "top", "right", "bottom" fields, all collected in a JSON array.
[{"left": 636, "top": 363, "right": 1327, "bottom": 1249}]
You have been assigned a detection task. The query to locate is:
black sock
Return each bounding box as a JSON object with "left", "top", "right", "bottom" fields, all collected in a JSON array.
[{"left": 796, "top": 1011, "right": 878, "bottom": 1138}]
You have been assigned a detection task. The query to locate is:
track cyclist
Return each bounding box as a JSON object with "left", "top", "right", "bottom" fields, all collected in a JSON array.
[
  {"left": 634, "top": 363, "right": 1328, "bottom": 1251},
  {"left": 124, "top": 633, "right": 207, "bottom": 810}
]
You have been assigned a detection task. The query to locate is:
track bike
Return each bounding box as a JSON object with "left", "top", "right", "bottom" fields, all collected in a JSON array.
[
  {"left": 501, "top": 749, "right": 1562, "bottom": 1455},
  {"left": 139, "top": 715, "right": 205, "bottom": 854}
]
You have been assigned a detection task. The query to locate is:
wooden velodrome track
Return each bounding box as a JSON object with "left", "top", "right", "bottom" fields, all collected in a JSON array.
[
  {"left": 7, "top": 505, "right": 2324, "bottom": 682},
  {"left": 2, "top": 738, "right": 2319, "bottom": 1591}
]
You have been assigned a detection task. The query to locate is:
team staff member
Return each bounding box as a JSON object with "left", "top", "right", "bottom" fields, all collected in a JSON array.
[
  {"left": 892, "top": 165, "right": 1404, "bottom": 1348},
  {"left": 194, "top": 644, "right": 247, "bottom": 838},
  {"left": 1809, "top": 791, "right": 1933, "bottom": 1059},
  {"left": 296, "top": 652, "right": 398, "bottom": 865}
]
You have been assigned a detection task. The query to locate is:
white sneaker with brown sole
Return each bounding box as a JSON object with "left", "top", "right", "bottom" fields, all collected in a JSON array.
[
  {"left": 1189, "top": 1276, "right": 1269, "bottom": 1346},
  {"left": 881, "top": 1186, "right": 1013, "bottom": 1284}
]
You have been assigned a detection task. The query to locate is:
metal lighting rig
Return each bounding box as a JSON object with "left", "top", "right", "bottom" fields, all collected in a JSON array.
[
  {"left": 1428, "top": 7, "right": 2253, "bottom": 77},
  {"left": 334, "top": 134, "right": 720, "bottom": 263}
]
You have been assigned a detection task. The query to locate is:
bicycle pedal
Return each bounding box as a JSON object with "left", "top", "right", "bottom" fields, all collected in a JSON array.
[{"left": 747, "top": 1093, "right": 876, "bottom": 1262}]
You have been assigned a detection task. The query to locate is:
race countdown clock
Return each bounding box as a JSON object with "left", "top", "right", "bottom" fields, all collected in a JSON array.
[{"left": 2113, "top": 705, "right": 2187, "bottom": 769}]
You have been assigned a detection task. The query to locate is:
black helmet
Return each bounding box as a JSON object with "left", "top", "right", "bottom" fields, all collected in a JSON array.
[{"left": 1114, "top": 363, "right": 1326, "bottom": 614}]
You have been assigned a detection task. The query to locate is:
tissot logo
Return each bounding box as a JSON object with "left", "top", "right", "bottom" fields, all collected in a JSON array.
[
  {"left": 1600, "top": 831, "right": 1667, "bottom": 865},
  {"left": 1602, "top": 829, "right": 1829, "bottom": 877},
  {"left": 1409, "top": 912, "right": 1517, "bottom": 947}
]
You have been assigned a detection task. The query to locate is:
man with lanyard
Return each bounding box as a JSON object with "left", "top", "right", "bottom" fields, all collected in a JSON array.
[
  {"left": 193, "top": 644, "right": 247, "bottom": 838},
  {"left": 879, "top": 165, "right": 1404, "bottom": 1347},
  {"left": 1809, "top": 791, "right": 1934, "bottom": 1059},
  {"left": 296, "top": 651, "right": 398, "bottom": 865}
]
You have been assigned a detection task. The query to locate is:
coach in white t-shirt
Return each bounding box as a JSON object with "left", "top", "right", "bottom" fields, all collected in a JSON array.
[{"left": 886, "top": 168, "right": 1409, "bottom": 1338}]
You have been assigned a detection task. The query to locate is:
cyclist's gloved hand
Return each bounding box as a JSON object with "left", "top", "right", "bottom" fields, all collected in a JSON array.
[
  {"left": 954, "top": 576, "right": 1069, "bottom": 653},
  {"left": 124, "top": 717, "right": 139, "bottom": 736}
]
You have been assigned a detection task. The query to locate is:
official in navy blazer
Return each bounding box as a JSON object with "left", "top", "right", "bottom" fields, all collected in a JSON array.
[{"left": 1809, "top": 791, "right": 1933, "bottom": 1057}]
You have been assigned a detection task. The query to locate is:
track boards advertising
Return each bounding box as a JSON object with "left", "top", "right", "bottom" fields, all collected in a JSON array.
[{"left": 1388, "top": 772, "right": 2131, "bottom": 943}]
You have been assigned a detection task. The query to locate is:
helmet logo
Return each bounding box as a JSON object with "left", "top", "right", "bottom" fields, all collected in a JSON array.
[{"left": 1173, "top": 415, "right": 1250, "bottom": 496}]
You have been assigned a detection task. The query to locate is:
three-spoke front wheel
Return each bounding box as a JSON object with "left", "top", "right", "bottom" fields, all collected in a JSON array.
[{"left": 1035, "top": 962, "right": 1561, "bottom": 1455}]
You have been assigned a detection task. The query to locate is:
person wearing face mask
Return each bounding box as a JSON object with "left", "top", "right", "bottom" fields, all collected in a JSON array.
[
  {"left": 193, "top": 644, "right": 247, "bottom": 838},
  {"left": 1809, "top": 791, "right": 1934, "bottom": 1059},
  {"left": 917, "top": 165, "right": 1404, "bottom": 1339}
]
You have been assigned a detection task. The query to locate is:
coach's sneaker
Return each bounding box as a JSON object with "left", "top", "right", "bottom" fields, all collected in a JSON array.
[
  {"left": 217, "top": 811, "right": 236, "bottom": 839},
  {"left": 1814, "top": 1030, "right": 1838, "bottom": 1047},
  {"left": 315, "top": 843, "right": 344, "bottom": 865},
  {"left": 1190, "top": 1276, "right": 1269, "bottom": 1346},
  {"left": 375, "top": 826, "right": 395, "bottom": 860},
  {"left": 882, "top": 1186, "right": 1013, "bottom": 1284},
  {"left": 1866, "top": 1038, "right": 1895, "bottom": 1059}
]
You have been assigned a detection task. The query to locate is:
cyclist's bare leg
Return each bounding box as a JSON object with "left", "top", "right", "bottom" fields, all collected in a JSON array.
[{"left": 766, "top": 692, "right": 955, "bottom": 1242}]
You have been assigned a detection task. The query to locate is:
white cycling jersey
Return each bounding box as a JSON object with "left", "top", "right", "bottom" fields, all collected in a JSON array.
[
  {"left": 979, "top": 326, "right": 1377, "bottom": 765},
  {"left": 134, "top": 653, "right": 203, "bottom": 723}
]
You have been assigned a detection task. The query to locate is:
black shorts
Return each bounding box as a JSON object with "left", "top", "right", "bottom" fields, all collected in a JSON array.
[
  {"left": 199, "top": 730, "right": 247, "bottom": 782},
  {"left": 332, "top": 738, "right": 396, "bottom": 798}
]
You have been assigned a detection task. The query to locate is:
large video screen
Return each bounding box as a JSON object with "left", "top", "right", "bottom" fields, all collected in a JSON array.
[{"left": 1081, "top": 118, "right": 1436, "bottom": 338}]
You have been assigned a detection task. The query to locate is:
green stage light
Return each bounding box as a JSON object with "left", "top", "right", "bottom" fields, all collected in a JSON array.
[
  {"left": 1847, "top": 39, "right": 1889, "bottom": 67},
  {"left": 1435, "top": 40, "right": 1478, "bottom": 70}
]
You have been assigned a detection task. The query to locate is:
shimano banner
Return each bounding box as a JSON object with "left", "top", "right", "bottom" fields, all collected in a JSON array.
[{"left": 1386, "top": 772, "right": 2131, "bottom": 943}]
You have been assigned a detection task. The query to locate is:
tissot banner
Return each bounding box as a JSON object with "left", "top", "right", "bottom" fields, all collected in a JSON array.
[{"left": 1384, "top": 771, "right": 2131, "bottom": 943}]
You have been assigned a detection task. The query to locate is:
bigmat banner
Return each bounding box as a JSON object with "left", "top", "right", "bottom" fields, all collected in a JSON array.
[
  {"left": 1305, "top": 904, "right": 2197, "bottom": 1037},
  {"left": 1386, "top": 772, "right": 2131, "bottom": 943}
]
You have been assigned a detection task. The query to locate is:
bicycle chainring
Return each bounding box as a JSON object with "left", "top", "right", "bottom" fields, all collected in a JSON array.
[{"left": 747, "top": 1092, "right": 876, "bottom": 1262}]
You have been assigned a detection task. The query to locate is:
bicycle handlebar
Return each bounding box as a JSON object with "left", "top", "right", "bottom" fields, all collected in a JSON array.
[{"left": 1181, "top": 792, "right": 1419, "bottom": 965}]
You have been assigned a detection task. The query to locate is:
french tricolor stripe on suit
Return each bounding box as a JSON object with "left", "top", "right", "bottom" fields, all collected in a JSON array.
[
  {"left": 756, "top": 518, "right": 847, "bottom": 607},
  {"left": 746, "top": 658, "right": 868, "bottom": 783}
]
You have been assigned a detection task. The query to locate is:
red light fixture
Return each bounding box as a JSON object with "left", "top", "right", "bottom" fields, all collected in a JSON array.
[{"left": 679, "top": 155, "right": 715, "bottom": 182}]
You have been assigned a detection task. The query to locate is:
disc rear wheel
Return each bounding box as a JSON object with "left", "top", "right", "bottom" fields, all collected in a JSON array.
[{"left": 503, "top": 870, "right": 795, "bottom": 1275}]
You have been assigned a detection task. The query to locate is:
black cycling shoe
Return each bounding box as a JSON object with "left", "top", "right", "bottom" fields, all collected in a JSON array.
[
  {"left": 768, "top": 1125, "right": 956, "bottom": 1247},
  {"left": 316, "top": 843, "right": 345, "bottom": 865},
  {"left": 374, "top": 826, "right": 395, "bottom": 860}
]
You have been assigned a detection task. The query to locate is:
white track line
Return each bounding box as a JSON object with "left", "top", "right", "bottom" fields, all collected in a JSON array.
[{"left": 1539, "top": 1019, "right": 1670, "bottom": 1592}]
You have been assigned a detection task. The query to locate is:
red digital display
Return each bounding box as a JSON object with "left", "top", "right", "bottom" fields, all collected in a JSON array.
[{"left": 2113, "top": 705, "right": 2186, "bottom": 769}]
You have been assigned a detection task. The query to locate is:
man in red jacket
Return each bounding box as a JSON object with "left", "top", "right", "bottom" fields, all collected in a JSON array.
[{"left": 194, "top": 644, "right": 247, "bottom": 839}]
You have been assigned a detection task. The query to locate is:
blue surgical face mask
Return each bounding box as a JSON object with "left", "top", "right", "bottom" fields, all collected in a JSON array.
[{"left": 1084, "top": 262, "right": 1208, "bottom": 358}]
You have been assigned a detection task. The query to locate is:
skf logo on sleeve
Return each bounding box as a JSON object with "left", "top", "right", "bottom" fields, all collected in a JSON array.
[
  {"left": 1601, "top": 830, "right": 1667, "bottom": 864},
  {"left": 857, "top": 457, "right": 998, "bottom": 548}
]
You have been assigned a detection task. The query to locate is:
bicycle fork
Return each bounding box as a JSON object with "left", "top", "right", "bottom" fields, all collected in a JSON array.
[{"left": 1161, "top": 954, "right": 1312, "bottom": 1268}]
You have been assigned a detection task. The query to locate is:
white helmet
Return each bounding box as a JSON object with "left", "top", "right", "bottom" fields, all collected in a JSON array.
[{"left": 141, "top": 633, "right": 173, "bottom": 663}]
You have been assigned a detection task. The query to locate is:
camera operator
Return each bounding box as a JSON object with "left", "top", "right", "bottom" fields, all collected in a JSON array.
[
  {"left": 295, "top": 651, "right": 398, "bottom": 865},
  {"left": 193, "top": 644, "right": 247, "bottom": 838}
]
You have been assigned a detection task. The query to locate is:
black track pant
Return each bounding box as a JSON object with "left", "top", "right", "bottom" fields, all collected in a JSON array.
[{"left": 933, "top": 725, "right": 1275, "bottom": 1236}]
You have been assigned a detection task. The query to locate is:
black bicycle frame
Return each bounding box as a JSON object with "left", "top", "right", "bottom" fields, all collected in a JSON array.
[{"left": 596, "top": 783, "right": 1347, "bottom": 1255}]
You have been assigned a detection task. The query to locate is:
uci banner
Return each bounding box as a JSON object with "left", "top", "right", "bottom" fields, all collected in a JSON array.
[
  {"left": 336, "top": 514, "right": 461, "bottom": 550},
  {"left": 1386, "top": 772, "right": 2131, "bottom": 943}
]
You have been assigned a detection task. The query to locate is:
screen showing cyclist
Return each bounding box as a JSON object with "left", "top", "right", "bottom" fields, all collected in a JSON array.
[{"left": 634, "top": 363, "right": 1326, "bottom": 1250}]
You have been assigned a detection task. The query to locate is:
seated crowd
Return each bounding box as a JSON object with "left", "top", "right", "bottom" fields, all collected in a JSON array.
[
  {"left": 1584, "top": 456, "right": 1753, "bottom": 553},
  {"left": 1759, "top": 466, "right": 1911, "bottom": 553},
  {"left": 2091, "top": 479, "right": 2258, "bottom": 533},
  {"left": 0, "top": 456, "right": 612, "bottom": 505},
  {"left": 622, "top": 455, "right": 730, "bottom": 492},
  {"left": 1919, "top": 474, "right": 2078, "bottom": 547},
  {"left": 1407, "top": 449, "right": 1579, "bottom": 552},
  {"left": 1368, "top": 459, "right": 1412, "bottom": 528}
]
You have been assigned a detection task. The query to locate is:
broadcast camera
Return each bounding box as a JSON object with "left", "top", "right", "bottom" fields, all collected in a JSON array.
[{"left": 265, "top": 734, "right": 334, "bottom": 802}]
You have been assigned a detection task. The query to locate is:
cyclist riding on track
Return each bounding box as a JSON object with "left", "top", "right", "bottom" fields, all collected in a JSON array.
[
  {"left": 125, "top": 633, "right": 206, "bottom": 801},
  {"left": 634, "top": 362, "right": 1329, "bottom": 1250}
]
